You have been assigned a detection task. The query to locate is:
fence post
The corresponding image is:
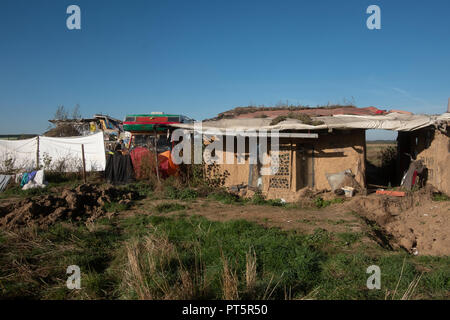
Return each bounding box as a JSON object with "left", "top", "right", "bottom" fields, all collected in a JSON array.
[
  {"left": 154, "top": 127, "right": 160, "bottom": 183},
  {"left": 81, "top": 144, "right": 87, "bottom": 183},
  {"left": 36, "top": 136, "right": 40, "bottom": 170}
]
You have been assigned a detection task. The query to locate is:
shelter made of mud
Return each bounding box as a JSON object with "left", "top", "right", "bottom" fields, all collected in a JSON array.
[
  {"left": 171, "top": 107, "right": 450, "bottom": 199},
  {"left": 397, "top": 128, "right": 449, "bottom": 195},
  {"left": 210, "top": 129, "right": 366, "bottom": 202}
]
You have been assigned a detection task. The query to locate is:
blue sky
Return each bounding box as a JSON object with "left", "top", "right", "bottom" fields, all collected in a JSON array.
[{"left": 1, "top": 0, "right": 449, "bottom": 139}]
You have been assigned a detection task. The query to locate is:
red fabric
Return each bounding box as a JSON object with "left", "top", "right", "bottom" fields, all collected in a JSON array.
[
  {"left": 412, "top": 170, "right": 418, "bottom": 186},
  {"left": 130, "top": 147, "right": 178, "bottom": 180},
  {"left": 130, "top": 147, "right": 152, "bottom": 179}
]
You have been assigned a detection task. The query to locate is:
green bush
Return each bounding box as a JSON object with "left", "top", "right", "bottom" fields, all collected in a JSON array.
[
  {"left": 165, "top": 186, "right": 198, "bottom": 200},
  {"left": 314, "top": 197, "right": 344, "bottom": 208},
  {"left": 208, "top": 190, "right": 242, "bottom": 204}
]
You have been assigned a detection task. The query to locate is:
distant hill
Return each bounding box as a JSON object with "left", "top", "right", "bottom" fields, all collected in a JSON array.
[{"left": 366, "top": 140, "right": 396, "bottom": 144}]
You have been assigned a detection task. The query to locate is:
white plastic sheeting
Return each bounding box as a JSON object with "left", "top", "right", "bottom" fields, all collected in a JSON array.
[
  {"left": 0, "top": 132, "right": 106, "bottom": 172},
  {"left": 0, "top": 137, "right": 38, "bottom": 171},
  {"left": 170, "top": 112, "right": 450, "bottom": 133}
]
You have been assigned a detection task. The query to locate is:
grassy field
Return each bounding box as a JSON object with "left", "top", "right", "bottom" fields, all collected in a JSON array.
[
  {"left": 366, "top": 141, "right": 396, "bottom": 167},
  {"left": 1, "top": 182, "right": 449, "bottom": 300}
]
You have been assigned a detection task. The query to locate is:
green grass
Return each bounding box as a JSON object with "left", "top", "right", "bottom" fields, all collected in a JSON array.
[
  {"left": 165, "top": 186, "right": 198, "bottom": 200},
  {"left": 103, "top": 201, "right": 130, "bottom": 213},
  {"left": 120, "top": 182, "right": 154, "bottom": 198},
  {"left": 432, "top": 193, "right": 450, "bottom": 201},
  {"left": 207, "top": 190, "right": 286, "bottom": 207},
  {"left": 0, "top": 179, "right": 85, "bottom": 199},
  {"left": 250, "top": 192, "right": 285, "bottom": 206},
  {"left": 314, "top": 197, "right": 345, "bottom": 208},
  {"left": 154, "top": 202, "right": 187, "bottom": 213},
  {"left": 0, "top": 184, "right": 53, "bottom": 199},
  {"left": 336, "top": 232, "right": 364, "bottom": 246},
  {"left": 0, "top": 214, "right": 448, "bottom": 300},
  {"left": 207, "top": 190, "right": 242, "bottom": 204}
]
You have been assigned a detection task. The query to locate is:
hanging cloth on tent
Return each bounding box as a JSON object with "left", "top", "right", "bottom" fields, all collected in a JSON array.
[{"left": 105, "top": 153, "right": 135, "bottom": 185}]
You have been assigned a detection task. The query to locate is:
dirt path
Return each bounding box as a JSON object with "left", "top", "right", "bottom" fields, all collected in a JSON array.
[{"left": 126, "top": 197, "right": 369, "bottom": 237}]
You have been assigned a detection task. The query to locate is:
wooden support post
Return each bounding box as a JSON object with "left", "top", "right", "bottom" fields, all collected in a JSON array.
[
  {"left": 81, "top": 144, "right": 87, "bottom": 183},
  {"left": 289, "top": 140, "right": 293, "bottom": 190},
  {"left": 154, "top": 128, "right": 160, "bottom": 182},
  {"left": 36, "top": 136, "right": 40, "bottom": 170}
]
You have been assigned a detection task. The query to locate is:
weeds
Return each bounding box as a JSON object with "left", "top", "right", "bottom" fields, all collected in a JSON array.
[
  {"left": 250, "top": 192, "right": 285, "bottom": 206},
  {"left": 432, "top": 193, "right": 450, "bottom": 201},
  {"left": 207, "top": 190, "right": 241, "bottom": 204},
  {"left": 270, "top": 112, "right": 325, "bottom": 126},
  {"left": 0, "top": 209, "right": 449, "bottom": 300},
  {"left": 314, "top": 197, "right": 344, "bottom": 208},
  {"left": 165, "top": 186, "right": 198, "bottom": 200},
  {"left": 155, "top": 203, "right": 186, "bottom": 214},
  {"left": 336, "top": 232, "right": 363, "bottom": 246},
  {"left": 103, "top": 201, "right": 130, "bottom": 213}
]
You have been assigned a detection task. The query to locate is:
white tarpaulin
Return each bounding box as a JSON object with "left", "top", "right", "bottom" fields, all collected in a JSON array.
[
  {"left": 169, "top": 112, "right": 450, "bottom": 133},
  {"left": 0, "top": 137, "right": 38, "bottom": 171},
  {"left": 0, "top": 132, "right": 106, "bottom": 172}
]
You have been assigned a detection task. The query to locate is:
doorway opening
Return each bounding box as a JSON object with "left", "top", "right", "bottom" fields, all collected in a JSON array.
[{"left": 365, "top": 130, "right": 398, "bottom": 188}]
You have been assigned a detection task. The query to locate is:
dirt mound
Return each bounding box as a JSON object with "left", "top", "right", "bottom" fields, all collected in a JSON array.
[
  {"left": 346, "top": 186, "right": 450, "bottom": 256},
  {"left": 0, "top": 184, "right": 138, "bottom": 230}
]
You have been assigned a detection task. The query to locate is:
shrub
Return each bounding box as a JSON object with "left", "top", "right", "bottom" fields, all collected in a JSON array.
[
  {"left": 165, "top": 186, "right": 198, "bottom": 200},
  {"left": 208, "top": 190, "right": 241, "bottom": 204},
  {"left": 251, "top": 192, "right": 285, "bottom": 206},
  {"left": 314, "top": 197, "right": 344, "bottom": 208}
]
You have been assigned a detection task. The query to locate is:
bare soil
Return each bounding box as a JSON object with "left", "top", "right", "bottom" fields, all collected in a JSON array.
[
  {"left": 0, "top": 184, "right": 137, "bottom": 230},
  {"left": 344, "top": 185, "right": 450, "bottom": 256}
]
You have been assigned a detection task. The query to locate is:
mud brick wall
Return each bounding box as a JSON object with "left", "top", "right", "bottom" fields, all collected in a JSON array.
[
  {"left": 401, "top": 129, "right": 450, "bottom": 195},
  {"left": 210, "top": 130, "right": 366, "bottom": 193},
  {"left": 310, "top": 130, "right": 366, "bottom": 190}
]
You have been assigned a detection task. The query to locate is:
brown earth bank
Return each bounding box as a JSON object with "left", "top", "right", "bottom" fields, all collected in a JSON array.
[
  {"left": 0, "top": 184, "right": 138, "bottom": 230},
  {"left": 344, "top": 185, "right": 450, "bottom": 256}
]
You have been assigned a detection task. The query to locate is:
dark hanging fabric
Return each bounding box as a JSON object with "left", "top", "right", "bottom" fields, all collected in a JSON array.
[{"left": 105, "top": 153, "right": 135, "bottom": 185}]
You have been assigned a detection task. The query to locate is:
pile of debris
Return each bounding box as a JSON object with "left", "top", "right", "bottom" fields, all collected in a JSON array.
[{"left": 0, "top": 184, "right": 138, "bottom": 230}]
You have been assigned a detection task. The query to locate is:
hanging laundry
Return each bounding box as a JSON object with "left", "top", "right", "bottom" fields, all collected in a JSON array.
[{"left": 0, "top": 175, "right": 12, "bottom": 192}]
